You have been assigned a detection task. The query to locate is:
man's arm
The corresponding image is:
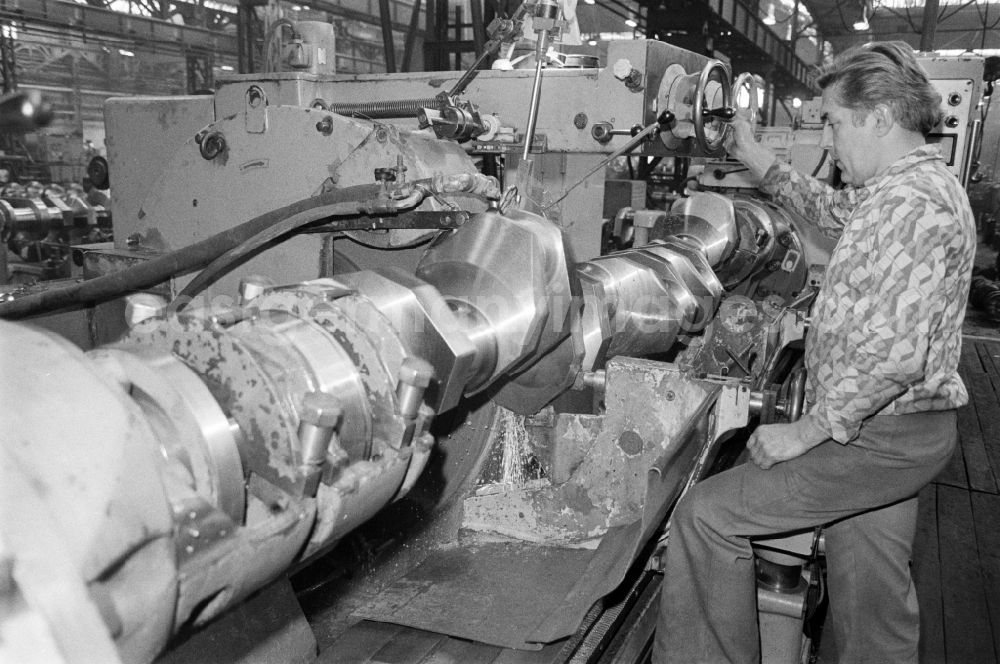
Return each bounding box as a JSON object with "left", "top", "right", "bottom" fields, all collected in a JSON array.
[
  {"left": 746, "top": 416, "right": 828, "bottom": 470},
  {"left": 724, "top": 119, "right": 776, "bottom": 179},
  {"left": 724, "top": 119, "right": 860, "bottom": 237}
]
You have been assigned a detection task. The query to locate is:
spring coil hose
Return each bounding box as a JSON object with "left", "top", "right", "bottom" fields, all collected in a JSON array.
[{"left": 325, "top": 98, "right": 439, "bottom": 119}]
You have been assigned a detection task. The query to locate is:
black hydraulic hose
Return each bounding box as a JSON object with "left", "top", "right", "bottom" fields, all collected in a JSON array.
[
  {"left": 811, "top": 149, "right": 830, "bottom": 178},
  {"left": 0, "top": 184, "right": 383, "bottom": 320},
  {"left": 174, "top": 186, "right": 426, "bottom": 306}
]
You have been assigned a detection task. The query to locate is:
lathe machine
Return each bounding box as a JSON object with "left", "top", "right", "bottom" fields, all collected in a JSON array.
[{"left": 0, "top": 20, "right": 983, "bottom": 664}]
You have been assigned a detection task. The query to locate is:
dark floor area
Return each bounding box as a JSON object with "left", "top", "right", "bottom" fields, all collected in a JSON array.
[{"left": 910, "top": 337, "right": 1000, "bottom": 664}]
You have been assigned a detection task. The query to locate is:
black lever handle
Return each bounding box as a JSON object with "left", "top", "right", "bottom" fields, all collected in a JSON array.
[
  {"left": 657, "top": 110, "right": 676, "bottom": 129},
  {"left": 702, "top": 106, "right": 737, "bottom": 120}
]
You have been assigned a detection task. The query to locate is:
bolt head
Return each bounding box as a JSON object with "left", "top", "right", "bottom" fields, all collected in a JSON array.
[
  {"left": 300, "top": 391, "right": 341, "bottom": 427},
  {"left": 612, "top": 58, "right": 634, "bottom": 81},
  {"left": 398, "top": 356, "right": 434, "bottom": 387},
  {"left": 239, "top": 274, "right": 275, "bottom": 303},
  {"left": 125, "top": 293, "right": 166, "bottom": 327}
]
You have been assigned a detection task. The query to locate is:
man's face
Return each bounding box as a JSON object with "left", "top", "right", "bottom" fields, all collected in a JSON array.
[{"left": 819, "top": 87, "right": 878, "bottom": 185}]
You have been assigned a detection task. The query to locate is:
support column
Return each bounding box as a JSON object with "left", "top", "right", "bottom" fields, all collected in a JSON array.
[
  {"left": 470, "top": 0, "right": 485, "bottom": 58},
  {"left": 378, "top": 0, "right": 397, "bottom": 73},
  {"left": 919, "top": 0, "right": 940, "bottom": 52},
  {"left": 400, "top": 0, "right": 422, "bottom": 72}
]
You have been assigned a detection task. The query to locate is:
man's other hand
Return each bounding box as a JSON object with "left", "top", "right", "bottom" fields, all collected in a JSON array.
[{"left": 746, "top": 416, "right": 829, "bottom": 470}]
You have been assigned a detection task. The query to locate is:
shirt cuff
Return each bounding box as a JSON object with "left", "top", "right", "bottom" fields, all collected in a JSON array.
[{"left": 758, "top": 159, "right": 787, "bottom": 196}]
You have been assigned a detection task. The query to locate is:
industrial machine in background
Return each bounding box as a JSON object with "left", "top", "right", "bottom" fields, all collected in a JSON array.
[
  {"left": 0, "top": 19, "right": 983, "bottom": 664},
  {"left": 0, "top": 181, "right": 111, "bottom": 284},
  {"left": 0, "top": 88, "right": 109, "bottom": 287}
]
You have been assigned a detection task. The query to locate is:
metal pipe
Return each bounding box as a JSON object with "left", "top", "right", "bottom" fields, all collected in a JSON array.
[
  {"left": 521, "top": 30, "right": 549, "bottom": 163},
  {"left": 401, "top": 0, "right": 422, "bottom": 72},
  {"left": 961, "top": 117, "right": 981, "bottom": 187}
]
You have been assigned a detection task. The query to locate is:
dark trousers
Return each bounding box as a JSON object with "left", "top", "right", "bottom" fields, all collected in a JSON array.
[{"left": 653, "top": 410, "right": 957, "bottom": 664}]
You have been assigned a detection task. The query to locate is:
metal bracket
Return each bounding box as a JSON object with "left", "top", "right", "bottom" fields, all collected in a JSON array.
[{"left": 245, "top": 85, "right": 268, "bottom": 134}]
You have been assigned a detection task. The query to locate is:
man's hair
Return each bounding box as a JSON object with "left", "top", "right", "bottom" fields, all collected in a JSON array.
[{"left": 816, "top": 41, "right": 942, "bottom": 135}]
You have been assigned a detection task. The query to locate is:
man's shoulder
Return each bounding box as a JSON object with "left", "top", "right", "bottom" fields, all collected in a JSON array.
[
  {"left": 869, "top": 160, "right": 973, "bottom": 244},
  {"left": 881, "top": 158, "right": 967, "bottom": 208}
]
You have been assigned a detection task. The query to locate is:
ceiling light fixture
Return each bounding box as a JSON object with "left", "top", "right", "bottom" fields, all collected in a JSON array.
[
  {"left": 763, "top": 3, "right": 776, "bottom": 26},
  {"left": 853, "top": 0, "right": 872, "bottom": 31},
  {"left": 625, "top": 17, "right": 638, "bottom": 27}
]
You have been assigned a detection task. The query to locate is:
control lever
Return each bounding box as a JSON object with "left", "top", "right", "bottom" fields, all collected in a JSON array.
[
  {"left": 591, "top": 112, "right": 674, "bottom": 144},
  {"left": 702, "top": 106, "right": 737, "bottom": 120},
  {"left": 545, "top": 119, "right": 663, "bottom": 210},
  {"left": 657, "top": 110, "right": 676, "bottom": 129}
]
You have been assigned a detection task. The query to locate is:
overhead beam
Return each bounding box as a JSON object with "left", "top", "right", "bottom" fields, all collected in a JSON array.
[
  {"left": 302, "top": 0, "right": 416, "bottom": 34},
  {"left": 703, "top": 0, "right": 817, "bottom": 95},
  {"left": 0, "top": 0, "right": 237, "bottom": 53}
]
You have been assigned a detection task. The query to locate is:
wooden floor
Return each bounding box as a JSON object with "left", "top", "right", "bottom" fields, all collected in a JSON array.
[{"left": 912, "top": 336, "right": 1000, "bottom": 664}]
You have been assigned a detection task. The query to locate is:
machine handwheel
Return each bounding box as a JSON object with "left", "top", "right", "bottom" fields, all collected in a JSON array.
[
  {"left": 732, "top": 72, "right": 760, "bottom": 127},
  {"left": 775, "top": 366, "right": 806, "bottom": 423},
  {"left": 693, "top": 60, "right": 734, "bottom": 154},
  {"left": 785, "top": 367, "right": 806, "bottom": 422}
]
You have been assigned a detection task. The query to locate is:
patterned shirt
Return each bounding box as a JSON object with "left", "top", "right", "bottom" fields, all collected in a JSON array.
[{"left": 760, "top": 144, "right": 976, "bottom": 443}]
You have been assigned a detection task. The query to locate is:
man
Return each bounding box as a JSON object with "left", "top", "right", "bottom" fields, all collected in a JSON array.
[{"left": 654, "top": 42, "right": 976, "bottom": 663}]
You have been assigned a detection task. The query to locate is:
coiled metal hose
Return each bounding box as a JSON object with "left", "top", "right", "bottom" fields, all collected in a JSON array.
[{"left": 325, "top": 98, "right": 439, "bottom": 119}]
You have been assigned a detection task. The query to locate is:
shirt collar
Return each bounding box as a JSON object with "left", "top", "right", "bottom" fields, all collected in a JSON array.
[{"left": 861, "top": 143, "right": 943, "bottom": 188}]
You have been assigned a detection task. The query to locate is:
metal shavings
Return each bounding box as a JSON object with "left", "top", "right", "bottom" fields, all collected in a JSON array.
[{"left": 497, "top": 407, "right": 531, "bottom": 486}]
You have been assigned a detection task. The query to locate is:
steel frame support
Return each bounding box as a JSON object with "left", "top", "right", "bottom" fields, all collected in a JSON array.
[
  {"left": 378, "top": 0, "right": 397, "bottom": 73},
  {"left": 400, "top": 0, "right": 421, "bottom": 72},
  {"left": 919, "top": 0, "right": 940, "bottom": 51},
  {"left": 0, "top": 0, "right": 237, "bottom": 54}
]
